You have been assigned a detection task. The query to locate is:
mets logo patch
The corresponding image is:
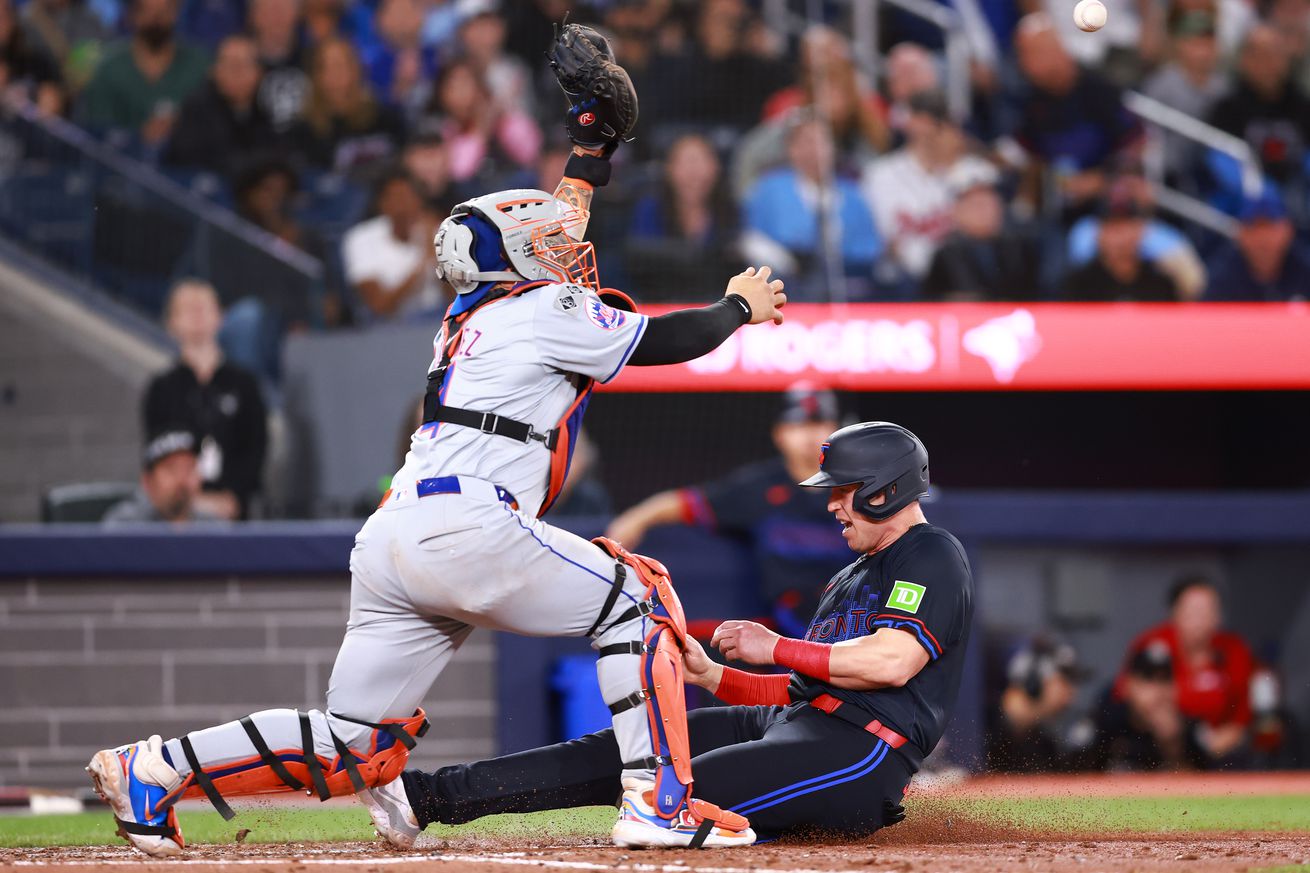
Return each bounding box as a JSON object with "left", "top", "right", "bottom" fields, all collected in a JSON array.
[
  {"left": 586, "top": 297, "right": 626, "bottom": 330},
  {"left": 818, "top": 442, "right": 830, "bottom": 469}
]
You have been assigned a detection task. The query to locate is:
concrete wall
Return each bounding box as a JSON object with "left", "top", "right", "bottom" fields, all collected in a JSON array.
[
  {"left": 0, "top": 256, "right": 169, "bottom": 522},
  {"left": 0, "top": 575, "right": 495, "bottom": 790}
]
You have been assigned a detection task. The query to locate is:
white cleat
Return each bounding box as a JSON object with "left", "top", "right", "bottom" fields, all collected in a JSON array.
[
  {"left": 86, "top": 735, "right": 186, "bottom": 858},
  {"left": 358, "top": 777, "right": 422, "bottom": 849},
  {"left": 611, "top": 778, "right": 756, "bottom": 849}
]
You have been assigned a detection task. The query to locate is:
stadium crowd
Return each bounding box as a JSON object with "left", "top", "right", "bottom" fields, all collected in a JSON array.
[{"left": 3, "top": 0, "right": 1310, "bottom": 344}]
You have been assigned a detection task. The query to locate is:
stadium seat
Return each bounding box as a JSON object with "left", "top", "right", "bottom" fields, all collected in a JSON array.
[{"left": 41, "top": 482, "right": 138, "bottom": 523}]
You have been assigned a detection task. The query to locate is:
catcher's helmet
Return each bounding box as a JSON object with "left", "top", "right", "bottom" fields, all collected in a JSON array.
[
  {"left": 433, "top": 189, "right": 598, "bottom": 295},
  {"left": 799, "top": 421, "right": 929, "bottom": 521}
]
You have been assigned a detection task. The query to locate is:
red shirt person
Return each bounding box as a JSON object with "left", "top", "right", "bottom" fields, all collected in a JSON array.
[{"left": 1114, "top": 576, "right": 1254, "bottom": 762}]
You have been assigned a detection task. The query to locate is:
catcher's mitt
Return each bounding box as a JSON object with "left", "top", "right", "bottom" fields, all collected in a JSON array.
[{"left": 548, "top": 22, "right": 638, "bottom": 153}]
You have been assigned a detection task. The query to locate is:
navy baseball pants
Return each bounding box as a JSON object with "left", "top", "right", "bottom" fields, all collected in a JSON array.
[{"left": 401, "top": 703, "right": 916, "bottom": 838}]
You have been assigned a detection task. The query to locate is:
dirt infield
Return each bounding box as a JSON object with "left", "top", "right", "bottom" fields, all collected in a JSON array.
[{"left": 3, "top": 773, "right": 1307, "bottom": 873}]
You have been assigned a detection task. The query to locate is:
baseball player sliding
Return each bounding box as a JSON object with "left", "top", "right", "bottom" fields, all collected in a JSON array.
[
  {"left": 376, "top": 423, "right": 975, "bottom": 842},
  {"left": 86, "top": 26, "right": 784, "bottom": 855}
]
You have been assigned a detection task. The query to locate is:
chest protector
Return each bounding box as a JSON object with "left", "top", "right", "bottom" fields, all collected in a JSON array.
[{"left": 422, "top": 281, "right": 592, "bottom": 516}]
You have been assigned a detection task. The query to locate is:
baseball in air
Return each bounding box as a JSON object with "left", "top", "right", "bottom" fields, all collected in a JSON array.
[{"left": 1073, "top": 0, "right": 1107, "bottom": 31}]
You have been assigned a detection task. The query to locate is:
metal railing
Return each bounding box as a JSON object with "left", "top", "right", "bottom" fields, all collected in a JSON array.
[
  {"left": 0, "top": 105, "right": 324, "bottom": 321},
  {"left": 1122, "top": 90, "right": 1265, "bottom": 238}
]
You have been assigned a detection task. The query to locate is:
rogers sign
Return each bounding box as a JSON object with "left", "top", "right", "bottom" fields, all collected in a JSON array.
[{"left": 605, "top": 302, "right": 1310, "bottom": 392}]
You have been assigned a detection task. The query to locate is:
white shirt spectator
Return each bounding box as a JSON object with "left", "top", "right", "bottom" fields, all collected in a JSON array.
[
  {"left": 342, "top": 215, "right": 444, "bottom": 320},
  {"left": 862, "top": 151, "right": 996, "bottom": 279}
]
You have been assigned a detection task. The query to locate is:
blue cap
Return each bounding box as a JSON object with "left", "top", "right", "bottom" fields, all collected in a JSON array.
[{"left": 1239, "top": 187, "right": 1288, "bottom": 222}]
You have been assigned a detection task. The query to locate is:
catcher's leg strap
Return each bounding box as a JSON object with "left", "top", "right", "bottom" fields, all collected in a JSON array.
[
  {"left": 591, "top": 537, "right": 694, "bottom": 821},
  {"left": 178, "top": 709, "right": 428, "bottom": 816}
]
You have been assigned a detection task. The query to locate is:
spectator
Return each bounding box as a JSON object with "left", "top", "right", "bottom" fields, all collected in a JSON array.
[
  {"left": 289, "top": 35, "right": 406, "bottom": 174},
  {"left": 232, "top": 158, "right": 342, "bottom": 325},
  {"left": 20, "top": 0, "right": 110, "bottom": 93},
  {"left": 1141, "top": 8, "right": 1225, "bottom": 182},
  {"left": 0, "top": 0, "right": 64, "bottom": 114},
  {"left": 1208, "top": 23, "right": 1310, "bottom": 190},
  {"left": 742, "top": 114, "right": 882, "bottom": 301},
  {"left": 162, "top": 33, "right": 279, "bottom": 179},
  {"left": 735, "top": 26, "right": 889, "bottom": 196},
  {"left": 862, "top": 90, "right": 997, "bottom": 280},
  {"left": 626, "top": 133, "right": 743, "bottom": 302},
  {"left": 605, "top": 385, "right": 849, "bottom": 637},
  {"left": 1268, "top": 0, "right": 1310, "bottom": 95},
  {"left": 883, "top": 42, "right": 939, "bottom": 140},
  {"left": 363, "top": 0, "right": 436, "bottom": 119},
  {"left": 76, "top": 0, "right": 208, "bottom": 147},
  {"left": 1096, "top": 636, "right": 1186, "bottom": 769},
  {"left": 652, "top": 0, "right": 788, "bottom": 129},
  {"left": 922, "top": 163, "right": 1043, "bottom": 301},
  {"left": 1206, "top": 187, "right": 1310, "bottom": 300},
  {"left": 989, "top": 634, "right": 1093, "bottom": 772},
  {"left": 302, "top": 0, "right": 376, "bottom": 51},
  {"left": 1061, "top": 186, "right": 1185, "bottom": 300},
  {"left": 341, "top": 166, "right": 444, "bottom": 321},
  {"left": 459, "top": 3, "right": 534, "bottom": 116},
  {"left": 420, "top": 57, "right": 540, "bottom": 188},
  {"left": 144, "top": 280, "right": 268, "bottom": 520},
  {"left": 1008, "top": 13, "right": 1141, "bottom": 217},
  {"left": 1065, "top": 172, "right": 1207, "bottom": 298},
  {"left": 1108, "top": 575, "right": 1256, "bottom": 768},
  {"left": 247, "top": 0, "right": 310, "bottom": 133},
  {"left": 401, "top": 125, "right": 453, "bottom": 209},
  {"left": 102, "top": 430, "right": 223, "bottom": 525}
]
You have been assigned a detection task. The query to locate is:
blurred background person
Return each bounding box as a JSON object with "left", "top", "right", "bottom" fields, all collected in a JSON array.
[
  {"left": 162, "top": 33, "right": 278, "bottom": 180},
  {"left": 922, "top": 163, "right": 1042, "bottom": 301},
  {"left": 103, "top": 430, "right": 222, "bottom": 525},
  {"left": 76, "top": 0, "right": 208, "bottom": 149},
  {"left": 882, "top": 42, "right": 940, "bottom": 142},
  {"left": 989, "top": 634, "right": 1093, "bottom": 772},
  {"left": 741, "top": 114, "right": 881, "bottom": 301},
  {"left": 606, "top": 384, "right": 847, "bottom": 637},
  {"left": 1206, "top": 187, "right": 1310, "bottom": 301},
  {"left": 862, "top": 90, "right": 996, "bottom": 283},
  {"left": 341, "top": 165, "right": 443, "bottom": 321},
  {"left": 1006, "top": 13, "right": 1141, "bottom": 220},
  {"left": 144, "top": 280, "right": 268, "bottom": 520},
  {"left": 420, "top": 56, "right": 540, "bottom": 191},
  {"left": 19, "top": 0, "right": 110, "bottom": 94},
  {"left": 1140, "top": 7, "right": 1225, "bottom": 186},
  {"left": 0, "top": 0, "right": 64, "bottom": 115},
  {"left": 400, "top": 124, "right": 454, "bottom": 209},
  {"left": 1207, "top": 23, "right": 1310, "bottom": 198},
  {"left": 289, "top": 35, "right": 405, "bottom": 175},
  {"left": 247, "top": 0, "right": 310, "bottom": 134},
  {"left": 458, "top": 1, "right": 534, "bottom": 116},
  {"left": 1061, "top": 188, "right": 1185, "bottom": 301},
  {"left": 1096, "top": 638, "right": 1186, "bottom": 770},
  {"left": 625, "top": 132, "right": 743, "bottom": 302},
  {"left": 1106, "top": 575, "right": 1256, "bottom": 769},
  {"left": 362, "top": 0, "right": 435, "bottom": 120}
]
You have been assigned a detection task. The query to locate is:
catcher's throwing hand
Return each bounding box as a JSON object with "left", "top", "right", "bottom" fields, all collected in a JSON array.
[
  {"left": 548, "top": 22, "right": 638, "bottom": 153},
  {"left": 726, "top": 266, "right": 787, "bottom": 325},
  {"left": 712, "top": 620, "right": 782, "bottom": 666}
]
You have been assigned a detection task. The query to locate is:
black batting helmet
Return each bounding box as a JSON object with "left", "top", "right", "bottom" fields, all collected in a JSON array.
[{"left": 798, "top": 421, "right": 930, "bottom": 521}]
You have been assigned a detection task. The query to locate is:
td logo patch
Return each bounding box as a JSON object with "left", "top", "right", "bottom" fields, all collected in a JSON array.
[{"left": 887, "top": 580, "right": 926, "bottom": 614}]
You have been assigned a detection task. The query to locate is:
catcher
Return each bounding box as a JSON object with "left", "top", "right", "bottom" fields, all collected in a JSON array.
[
  {"left": 376, "top": 423, "right": 975, "bottom": 842},
  {"left": 86, "top": 25, "right": 785, "bottom": 855}
]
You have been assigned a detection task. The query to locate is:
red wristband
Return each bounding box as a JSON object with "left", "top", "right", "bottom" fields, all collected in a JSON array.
[
  {"left": 714, "top": 668, "right": 792, "bottom": 706},
  {"left": 772, "top": 637, "right": 833, "bottom": 682}
]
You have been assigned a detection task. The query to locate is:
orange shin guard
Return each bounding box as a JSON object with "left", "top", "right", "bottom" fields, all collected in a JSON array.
[{"left": 174, "top": 709, "right": 429, "bottom": 819}]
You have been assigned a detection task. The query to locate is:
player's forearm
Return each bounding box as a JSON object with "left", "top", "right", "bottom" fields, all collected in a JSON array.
[
  {"left": 553, "top": 146, "right": 607, "bottom": 241},
  {"left": 771, "top": 634, "right": 924, "bottom": 691},
  {"left": 621, "top": 491, "right": 685, "bottom": 530},
  {"left": 627, "top": 297, "right": 751, "bottom": 366}
]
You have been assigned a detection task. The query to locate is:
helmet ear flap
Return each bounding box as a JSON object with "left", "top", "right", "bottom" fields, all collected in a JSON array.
[{"left": 434, "top": 218, "right": 481, "bottom": 295}]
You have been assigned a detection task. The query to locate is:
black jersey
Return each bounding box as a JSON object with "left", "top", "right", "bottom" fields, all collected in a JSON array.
[{"left": 788, "top": 523, "right": 973, "bottom": 757}]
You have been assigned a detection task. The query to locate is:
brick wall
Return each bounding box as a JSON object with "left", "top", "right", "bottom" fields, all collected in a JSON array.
[{"left": 0, "top": 575, "right": 496, "bottom": 790}]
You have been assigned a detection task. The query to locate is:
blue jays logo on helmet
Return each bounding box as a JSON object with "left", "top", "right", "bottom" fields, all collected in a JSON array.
[
  {"left": 586, "top": 297, "right": 626, "bottom": 331},
  {"left": 818, "top": 442, "right": 830, "bottom": 470}
]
